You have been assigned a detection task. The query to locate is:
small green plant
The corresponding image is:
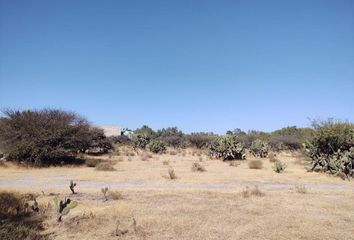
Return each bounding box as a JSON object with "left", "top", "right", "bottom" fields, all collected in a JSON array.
[
  {"left": 53, "top": 197, "right": 78, "bottom": 222},
  {"left": 69, "top": 180, "right": 77, "bottom": 194},
  {"left": 148, "top": 140, "right": 166, "bottom": 154},
  {"left": 101, "top": 187, "right": 109, "bottom": 201},
  {"left": 272, "top": 160, "right": 287, "bottom": 173}
]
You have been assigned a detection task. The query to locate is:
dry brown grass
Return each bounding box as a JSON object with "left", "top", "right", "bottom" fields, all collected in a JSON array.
[
  {"left": 191, "top": 162, "right": 206, "bottom": 172},
  {"left": 268, "top": 152, "right": 277, "bottom": 162},
  {"left": 295, "top": 185, "right": 308, "bottom": 194},
  {"left": 248, "top": 159, "right": 263, "bottom": 169},
  {"left": 85, "top": 158, "right": 101, "bottom": 167},
  {"left": 109, "top": 191, "right": 123, "bottom": 200},
  {"left": 168, "top": 168, "right": 177, "bottom": 180},
  {"left": 95, "top": 162, "right": 116, "bottom": 171},
  {"left": 1, "top": 149, "right": 354, "bottom": 239}
]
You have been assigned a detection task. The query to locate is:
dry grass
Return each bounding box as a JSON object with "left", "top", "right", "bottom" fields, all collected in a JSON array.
[
  {"left": 268, "top": 152, "right": 277, "bottom": 162},
  {"left": 191, "top": 162, "right": 206, "bottom": 172},
  {"left": 95, "top": 162, "right": 116, "bottom": 171},
  {"left": 241, "top": 186, "right": 265, "bottom": 198},
  {"left": 248, "top": 159, "right": 263, "bottom": 169},
  {"left": 168, "top": 168, "right": 177, "bottom": 180},
  {"left": 295, "top": 185, "right": 308, "bottom": 194},
  {"left": 1, "top": 148, "right": 354, "bottom": 239},
  {"left": 229, "top": 161, "right": 240, "bottom": 167},
  {"left": 109, "top": 191, "right": 123, "bottom": 200},
  {"left": 85, "top": 158, "right": 101, "bottom": 167}
]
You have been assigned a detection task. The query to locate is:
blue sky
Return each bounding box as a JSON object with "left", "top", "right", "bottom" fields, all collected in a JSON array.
[{"left": 0, "top": 0, "right": 353, "bottom": 133}]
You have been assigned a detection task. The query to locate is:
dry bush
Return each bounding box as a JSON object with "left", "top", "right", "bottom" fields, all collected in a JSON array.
[
  {"left": 85, "top": 158, "right": 101, "bottom": 167},
  {"left": 0, "top": 192, "right": 48, "bottom": 240},
  {"left": 162, "top": 160, "right": 170, "bottom": 165},
  {"left": 295, "top": 185, "right": 307, "bottom": 194},
  {"left": 117, "top": 157, "right": 124, "bottom": 162},
  {"left": 0, "top": 109, "right": 112, "bottom": 166},
  {"left": 241, "top": 186, "right": 265, "bottom": 198},
  {"left": 198, "top": 156, "right": 203, "bottom": 162},
  {"left": 169, "top": 150, "right": 177, "bottom": 155},
  {"left": 0, "top": 161, "right": 7, "bottom": 168},
  {"left": 168, "top": 168, "right": 177, "bottom": 179},
  {"left": 268, "top": 152, "right": 277, "bottom": 162},
  {"left": 229, "top": 161, "right": 240, "bottom": 167},
  {"left": 127, "top": 157, "right": 132, "bottom": 161},
  {"left": 191, "top": 162, "right": 206, "bottom": 172},
  {"left": 109, "top": 191, "right": 123, "bottom": 200},
  {"left": 95, "top": 162, "right": 116, "bottom": 171},
  {"left": 248, "top": 159, "right": 263, "bottom": 169}
]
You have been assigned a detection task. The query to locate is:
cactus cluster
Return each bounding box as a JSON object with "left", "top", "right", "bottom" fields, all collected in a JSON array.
[
  {"left": 250, "top": 139, "right": 269, "bottom": 158},
  {"left": 209, "top": 135, "right": 246, "bottom": 160},
  {"left": 132, "top": 134, "right": 150, "bottom": 149},
  {"left": 148, "top": 140, "right": 166, "bottom": 154},
  {"left": 304, "top": 121, "right": 354, "bottom": 179},
  {"left": 53, "top": 197, "right": 78, "bottom": 222}
]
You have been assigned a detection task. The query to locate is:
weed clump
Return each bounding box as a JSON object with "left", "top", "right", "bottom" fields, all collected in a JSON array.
[
  {"left": 273, "top": 160, "right": 287, "bottom": 173},
  {"left": 191, "top": 162, "right": 206, "bottom": 172},
  {"left": 248, "top": 160, "right": 263, "bottom": 169},
  {"left": 85, "top": 158, "right": 101, "bottom": 167},
  {"left": 95, "top": 162, "right": 116, "bottom": 171}
]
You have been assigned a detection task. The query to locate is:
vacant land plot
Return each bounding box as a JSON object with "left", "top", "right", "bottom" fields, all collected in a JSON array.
[{"left": 1, "top": 149, "right": 353, "bottom": 240}]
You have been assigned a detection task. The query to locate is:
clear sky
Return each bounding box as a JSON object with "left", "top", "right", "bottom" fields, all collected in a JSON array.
[{"left": 0, "top": 0, "right": 353, "bottom": 134}]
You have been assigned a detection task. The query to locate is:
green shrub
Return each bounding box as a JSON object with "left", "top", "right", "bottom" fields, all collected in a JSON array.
[
  {"left": 209, "top": 135, "right": 246, "bottom": 160},
  {"left": 187, "top": 132, "right": 217, "bottom": 149},
  {"left": 272, "top": 160, "right": 287, "bottom": 173},
  {"left": 250, "top": 139, "right": 269, "bottom": 158},
  {"left": 148, "top": 140, "right": 166, "bottom": 154},
  {"left": 0, "top": 109, "right": 112, "bottom": 166},
  {"left": 132, "top": 134, "right": 150, "bottom": 149},
  {"left": 156, "top": 127, "right": 186, "bottom": 148},
  {"left": 304, "top": 120, "right": 354, "bottom": 178}
]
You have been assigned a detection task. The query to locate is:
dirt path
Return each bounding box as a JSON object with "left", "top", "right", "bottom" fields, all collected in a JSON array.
[{"left": 1, "top": 177, "right": 354, "bottom": 191}]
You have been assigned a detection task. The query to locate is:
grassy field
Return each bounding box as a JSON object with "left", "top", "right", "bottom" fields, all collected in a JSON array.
[{"left": 1, "top": 148, "right": 354, "bottom": 239}]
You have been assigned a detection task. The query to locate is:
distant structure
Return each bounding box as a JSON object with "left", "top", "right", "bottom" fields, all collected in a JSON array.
[{"left": 99, "top": 125, "right": 133, "bottom": 137}]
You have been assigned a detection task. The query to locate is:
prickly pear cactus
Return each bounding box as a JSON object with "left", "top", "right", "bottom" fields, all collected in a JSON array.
[
  {"left": 53, "top": 197, "right": 78, "bottom": 222},
  {"left": 250, "top": 139, "right": 269, "bottom": 158},
  {"left": 209, "top": 135, "right": 246, "bottom": 160}
]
